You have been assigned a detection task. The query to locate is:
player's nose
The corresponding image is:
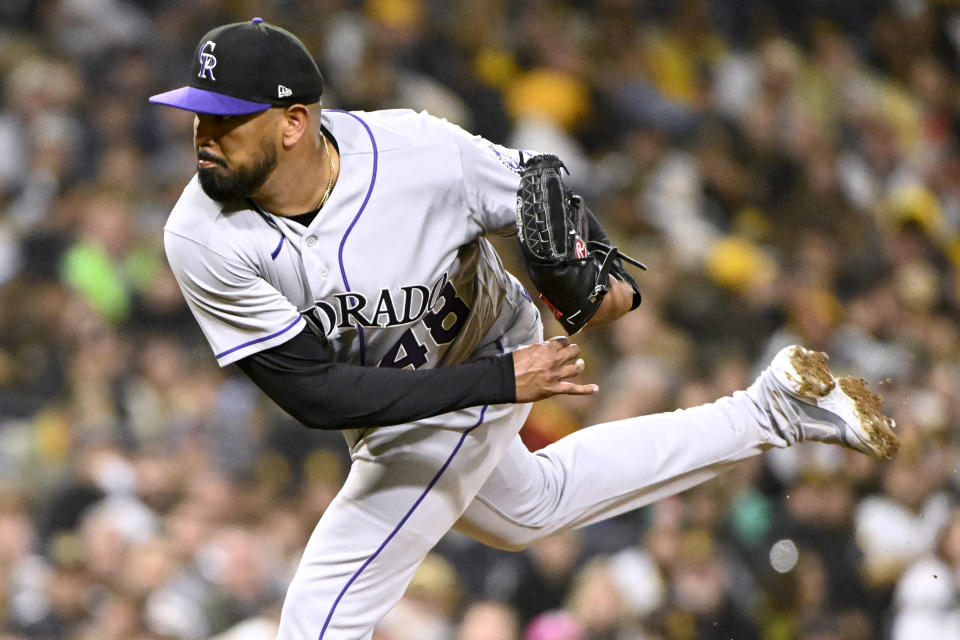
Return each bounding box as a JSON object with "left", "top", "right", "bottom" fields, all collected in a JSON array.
[
  {"left": 194, "top": 115, "right": 212, "bottom": 142},
  {"left": 193, "top": 114, "right": 226, "bottom": 146}
]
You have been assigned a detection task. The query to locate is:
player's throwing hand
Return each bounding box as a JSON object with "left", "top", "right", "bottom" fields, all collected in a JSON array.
[{"left": 512, "top": 336, "right": 598, "bottom": 402}]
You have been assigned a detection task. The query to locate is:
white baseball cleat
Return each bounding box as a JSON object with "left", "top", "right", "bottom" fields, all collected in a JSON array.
[{"left": 768, "top": 345, "right": 899, "bottom": 459}]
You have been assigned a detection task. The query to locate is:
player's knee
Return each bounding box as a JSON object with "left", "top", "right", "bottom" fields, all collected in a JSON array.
[
  {"left": 462, "top": 527, "right": 536, "bottom": 552},
  {"left": 492, "top": 538, "right": 530, "bottom": 552},
  {"left": 486, "top": 537, "right": 531, "bottom": 552}
]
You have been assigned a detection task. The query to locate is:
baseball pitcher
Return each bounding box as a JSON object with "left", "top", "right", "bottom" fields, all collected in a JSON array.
[{"left": 150, "top": 19, "right": 899, "bottom": 640}]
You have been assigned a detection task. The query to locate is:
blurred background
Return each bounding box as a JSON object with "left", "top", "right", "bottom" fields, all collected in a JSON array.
[{"left": 1, "top": 0, "right": 960, "bottom": 638}]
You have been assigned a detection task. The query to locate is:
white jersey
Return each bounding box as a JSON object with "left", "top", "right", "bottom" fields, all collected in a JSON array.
[{"left": 164, "top": 109, "right": 535, "bottom": 369}]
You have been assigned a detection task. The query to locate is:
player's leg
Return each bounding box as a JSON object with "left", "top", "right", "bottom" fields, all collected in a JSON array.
[
  {"left": 274, "top": 402, "right": 531, "bottom": 640},
  {"left": 275, "top": 289, "right": 547, "bottom": 639},
  {"left": 456, "top": 390, "right": 772, "bottom": 549},
  {"left": 455, "top": 345, "right": 898, "bottom": 550}
]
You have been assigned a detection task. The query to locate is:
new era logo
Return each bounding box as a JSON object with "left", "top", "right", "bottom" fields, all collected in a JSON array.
[{"left": 277, "top": 84, "right": 292, "bottom": 98}]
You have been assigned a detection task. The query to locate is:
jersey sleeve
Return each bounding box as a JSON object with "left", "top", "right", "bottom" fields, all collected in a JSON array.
[
  {"left": 445, "top": 122, "right": 532, "bottom": 233},
  {"left": 164, "top": 230, "right": 306, "bottom": 367}
]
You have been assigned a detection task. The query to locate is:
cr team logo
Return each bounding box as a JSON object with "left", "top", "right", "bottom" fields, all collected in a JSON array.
[{"left": 198, "top": 41, "right": 217, "bottom": 80}]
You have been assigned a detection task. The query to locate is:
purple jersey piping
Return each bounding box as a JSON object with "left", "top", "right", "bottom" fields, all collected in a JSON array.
[
  {"left": 214, "top": 316, "right": 301, "bottom": 359},
  {"left": 270, "top": 236, "right": 284, "bottom": 259},
  {"left": 330, "top": 109, "right": 378, "bottom": 366},
  {"left": 244, "top": 199, "right": 284, "bottom": 260},
  {"left": 318, "top": 405, "right": 489, "bottom": 639}
]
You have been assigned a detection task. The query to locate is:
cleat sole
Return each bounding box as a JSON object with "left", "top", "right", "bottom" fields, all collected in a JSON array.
[{"left": 836, "top": 377, "right": 900, "bottom": 459}]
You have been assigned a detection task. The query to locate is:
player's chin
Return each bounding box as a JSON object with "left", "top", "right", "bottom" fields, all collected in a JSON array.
[{"left": 197, "top": 167, "right": 245, "bottom": 202}]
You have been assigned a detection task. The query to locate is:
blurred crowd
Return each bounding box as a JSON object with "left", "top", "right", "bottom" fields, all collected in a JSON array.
[{"left": 1, "top": 0, "right": 960, "bottom": 638}]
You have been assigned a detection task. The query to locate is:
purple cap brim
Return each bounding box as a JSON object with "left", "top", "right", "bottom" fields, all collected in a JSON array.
[{"left": 148, "top": 86, "right": 270, "bottom": 115}]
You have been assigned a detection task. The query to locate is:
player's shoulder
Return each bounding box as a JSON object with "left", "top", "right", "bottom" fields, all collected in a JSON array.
[
  {"left": 163, "top": 176, "right": 259, "bottom": 257},
  {"left": 326, "top": 108, "right": 462, "bottom": 152},
  {"left": 164, "top": 176, "right": 220, "bottom": 240}
]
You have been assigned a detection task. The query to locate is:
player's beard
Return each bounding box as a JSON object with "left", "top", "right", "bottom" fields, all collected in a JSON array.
[{"left": 197, "top": 139, "right": 278, "bottom": 203}]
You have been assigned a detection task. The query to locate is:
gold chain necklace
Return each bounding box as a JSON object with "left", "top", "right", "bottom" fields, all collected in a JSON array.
[{"left": 317, "top": 133, "right": 335, "bottom": 210}]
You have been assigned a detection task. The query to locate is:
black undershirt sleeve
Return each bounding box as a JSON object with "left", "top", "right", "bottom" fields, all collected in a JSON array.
[{"left": 235, "top": 327, "right": 517, "bottom": 430}]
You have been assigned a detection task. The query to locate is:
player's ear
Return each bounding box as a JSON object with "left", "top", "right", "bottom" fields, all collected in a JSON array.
[{"left": 279, "top": 104, "right": 311, "bottom": 149}]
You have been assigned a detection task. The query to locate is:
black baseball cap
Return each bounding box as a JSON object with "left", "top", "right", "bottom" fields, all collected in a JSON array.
[{"left": 149, "top": 18, "right": 324, "bottom": 115}]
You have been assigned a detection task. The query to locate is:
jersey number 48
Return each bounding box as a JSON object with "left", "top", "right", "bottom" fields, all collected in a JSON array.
[{"left": 379, "top": 281, "right": 469, "bottom": 369}]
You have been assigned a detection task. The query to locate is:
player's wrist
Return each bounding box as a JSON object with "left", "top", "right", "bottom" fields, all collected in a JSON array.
[
  {"left": 496, "top": 353, "right": 518, "bottom": 403},
  {"left": 587, "top": 277, "right": 633, "bottom": 328}
]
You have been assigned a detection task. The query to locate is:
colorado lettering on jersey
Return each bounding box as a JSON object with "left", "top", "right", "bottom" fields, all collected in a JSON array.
[
  {"left": 306, "top": 272, "right": 469, "bottom": 337},
  {"left": 305, "top": 272, "right": 471, "bottom": 370}
]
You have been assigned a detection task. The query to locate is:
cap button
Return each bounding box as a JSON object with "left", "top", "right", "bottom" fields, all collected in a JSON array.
[{"left": 251, "top": 17, "right": 263, "bottom": 23}]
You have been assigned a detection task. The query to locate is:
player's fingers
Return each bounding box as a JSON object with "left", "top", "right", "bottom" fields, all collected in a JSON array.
[
  {"left": 546, "top": 341, "right": 580, "bottom": 364},
  {"left": 557, "top": 342, "right": 581, "bottom": 363},
  {"left": 555, "top": 381, "right": 599, "bottom": 396},
  {"left": 557, "top": 359, "right": 586, "bottom": 380},
  {"left": 547, "top": 335, "right": 570, "bottom": 349}
]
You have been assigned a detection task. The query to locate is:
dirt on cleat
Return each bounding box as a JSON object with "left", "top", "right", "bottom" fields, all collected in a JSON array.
[
  {"left": 788, "top": 347, "right": 836, "bottom": 400},
  {"left": 837, "top": 376, "right": 900, "bottom": 459}
]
